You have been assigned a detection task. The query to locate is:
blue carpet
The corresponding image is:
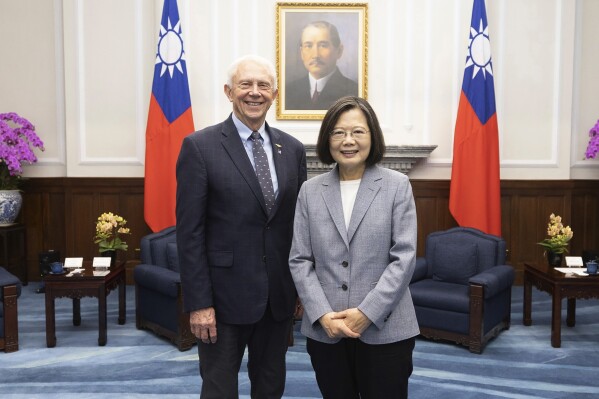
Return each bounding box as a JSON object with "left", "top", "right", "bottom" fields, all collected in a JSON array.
[{"left": 1, "top": 284, "right": 598, "bottom": 398}]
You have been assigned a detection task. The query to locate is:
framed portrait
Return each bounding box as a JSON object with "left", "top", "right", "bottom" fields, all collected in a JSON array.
[{"left": 276, "top": 3, "right": 368, "bottom": 120}]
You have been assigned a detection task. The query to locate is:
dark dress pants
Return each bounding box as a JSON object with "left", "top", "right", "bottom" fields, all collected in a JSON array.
[
  {"left": 198, "top": 307, "right": 292, "bottom": 399},
  {"left": 306, "top": 336, "right": 416, "bottom": 399}
]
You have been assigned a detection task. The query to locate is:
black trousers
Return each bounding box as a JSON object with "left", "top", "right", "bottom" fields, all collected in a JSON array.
[
  {"left": 306, "top": 336, "right": 416, "bottom": 399},
  {"left": 197, "top": 308, "right": 292, "bottom": 399}
]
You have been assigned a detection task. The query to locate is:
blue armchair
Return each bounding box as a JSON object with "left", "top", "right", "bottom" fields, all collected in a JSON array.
[
  {"left": 134, "top": 226, "right": 195, "bottom": 351},
  {"left": 410, "top": 227, "right": 514, "bottom": 353},
  {"left": 0, "top": 266, "right": 21, "bottom": 352}
]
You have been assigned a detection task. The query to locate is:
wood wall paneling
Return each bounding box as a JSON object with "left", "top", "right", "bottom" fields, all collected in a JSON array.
[
  {"left": 20, "top": 178, "right": 151, "bottom": 285},
  {"left": 17, "top": 178, "right": 599, "bottom": 285}
]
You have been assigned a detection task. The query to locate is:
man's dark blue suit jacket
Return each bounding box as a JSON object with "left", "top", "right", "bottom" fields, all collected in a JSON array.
[{"left": 176, "top": 115, "right": 307, "bottom": 324}]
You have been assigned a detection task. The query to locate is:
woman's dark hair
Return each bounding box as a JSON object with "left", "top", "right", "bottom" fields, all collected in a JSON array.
[{"left": 316, "top": 96, "right": 386, "bottom": 165}]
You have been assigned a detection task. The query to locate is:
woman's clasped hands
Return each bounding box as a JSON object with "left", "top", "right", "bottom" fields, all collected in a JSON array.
[{"left": 319, "top": 308, "right": 372, "bottom": 339}]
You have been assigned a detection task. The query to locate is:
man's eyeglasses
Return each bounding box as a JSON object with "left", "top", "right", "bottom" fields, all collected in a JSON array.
[{"left": 329, "top": 128, "right": 370, "bottom": 141}]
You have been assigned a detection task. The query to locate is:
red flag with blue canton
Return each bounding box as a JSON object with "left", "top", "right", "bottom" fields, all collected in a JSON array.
[
  {"left": 144, "top": 0, "right": 194, "bottom": 232},
  {"left": 449, "top": 0, "right": 501, "bottom": 237}
]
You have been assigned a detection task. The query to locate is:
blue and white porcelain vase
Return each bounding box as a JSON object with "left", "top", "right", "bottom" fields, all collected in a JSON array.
[{"left": 0, "top": 190, "right": 23, "bottom": 225}]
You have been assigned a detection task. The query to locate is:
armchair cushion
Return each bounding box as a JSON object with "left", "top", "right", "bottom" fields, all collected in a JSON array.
[
  {"left": 140, "top": 226, "right": 176, "bottom": 267},
  {"left": 410, "top": 279, "right": 470, "bottom": 313},
  {"left": 411, "top": 257, "right": 428, "bottom": 283},
  {"left": 166, "top": 242, "right": 180, "bottom": 273},
  {"left": 432, "top": 242, "right": 478, "bottom": 284},
  {"left": 134, "top": 264, "right": 181, "bottom": 298}
]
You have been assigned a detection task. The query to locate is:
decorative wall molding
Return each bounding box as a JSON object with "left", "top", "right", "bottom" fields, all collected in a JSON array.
[{"left": 304, "top": 144, "right": 437, "bottom": 177}]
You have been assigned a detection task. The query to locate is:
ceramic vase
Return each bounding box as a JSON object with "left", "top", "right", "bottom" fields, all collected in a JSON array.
[
  {"left": 546, "top": 250, "right": 563, "bottom": 267},
  {"left": 586, "top": 260, "right": 598, "bottom": 275},
  {"left": 0, "top": 190, "right": 23, "bottom": 225},
  {"left": 100, "top": 249, "right": 117, "bottom": 266}
]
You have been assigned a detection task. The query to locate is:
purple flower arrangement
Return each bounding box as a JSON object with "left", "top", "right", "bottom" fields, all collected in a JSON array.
[
  {"left": 585, "top": 119, "right": 599, "bottom": 159},
  {"left": 0, "top": 112, "right": 45, "bottom": 189}
]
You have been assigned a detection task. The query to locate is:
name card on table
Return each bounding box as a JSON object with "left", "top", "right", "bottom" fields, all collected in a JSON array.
[
  {"left": 64, "top": 257, "right": 83, "bottom": 268},
  {"left": 565, "top": 256, "right": 583, "bottom": 267},
  {"left": 92, "top": 257, "right": 112, "bottom": 268}
]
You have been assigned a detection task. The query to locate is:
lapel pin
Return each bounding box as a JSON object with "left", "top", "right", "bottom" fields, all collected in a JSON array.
[{"left": 275, "top": 143, "right": 282, "bottom": 154}]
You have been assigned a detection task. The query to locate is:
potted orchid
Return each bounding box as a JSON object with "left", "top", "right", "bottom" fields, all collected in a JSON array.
[
  {"left": 537, "top": 213, "right": 573, "bottom": 267},
  {"left": 94, "top": 212, "right": 131, "bottom": 252},
  {"left": 94, "top": 212, "right": 131, "bottom": 266},
  {"left": 585, "top": 119, "right": 599, "bottom": 159},
  {"left": 0, "top": 112, "right": 44, "bottom": 224}
]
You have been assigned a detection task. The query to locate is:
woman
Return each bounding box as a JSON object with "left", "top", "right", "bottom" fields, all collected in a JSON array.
[{"left": 289, "top": 96, "right": 419, "bottom": 399}]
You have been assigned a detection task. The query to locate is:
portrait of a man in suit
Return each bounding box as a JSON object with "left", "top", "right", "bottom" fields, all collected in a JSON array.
[
  {"left": 276, "top": 4, "right": 367, "bottom": 119},
  {"left": 285, "top": 21, "right": 359, "bottom": 111}
]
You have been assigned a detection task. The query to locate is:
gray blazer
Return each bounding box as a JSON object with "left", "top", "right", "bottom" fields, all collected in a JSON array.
[{"left": 289, "top": 165, "right": 420, "bottom": 344}]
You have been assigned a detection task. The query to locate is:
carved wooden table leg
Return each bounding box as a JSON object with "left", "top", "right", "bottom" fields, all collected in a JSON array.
[
  {"left": 45, "top": 291, "right": 56, "bottom": 348},
  {"left": 523, "top": 273, "right": 532, "bottom": 326},
  {"left": 98, "top": 286, "right": 107, "bottom": 346},
  {"left": 566, "top": 298, "right": 576, "bottom": 327},
  {"left": 118, "top": 276, "right": 126, "bottom": 325},
  {"left": 73, "top": 298, "right": 81, "bottom": 326},
  {"left": 551, "top": 293, "right": 562, "bottom": 348}
]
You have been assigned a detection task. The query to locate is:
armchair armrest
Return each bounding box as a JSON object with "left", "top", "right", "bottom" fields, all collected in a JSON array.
[
  {"left": 411, "top": 257, "right": 428, "bottom": 283},
  {"left": 469, "top": 265, "right": 515, "bottom": 299},
  {"left": 134, "top": 264, "right": 181, "bottom": 298}
]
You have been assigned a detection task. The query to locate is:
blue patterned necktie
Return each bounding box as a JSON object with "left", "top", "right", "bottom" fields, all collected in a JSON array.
[{"left": 250, "top": 131, "right": 275, "bottom": 214}]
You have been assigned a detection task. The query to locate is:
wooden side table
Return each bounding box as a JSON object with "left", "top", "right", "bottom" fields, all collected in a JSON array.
[
  {"left": 0, "top": 224, "right": 27, "bottom": 285},
  {"left": 44, "top": 261, "right": 126, "bottom": 347},
  {"left": 523, "top": 262, "right": 599, "bottom": 347}
]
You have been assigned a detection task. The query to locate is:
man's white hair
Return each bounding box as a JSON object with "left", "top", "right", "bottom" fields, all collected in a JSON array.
[{"left": 226, "top": 55, "right": 277, "bottom": 89}]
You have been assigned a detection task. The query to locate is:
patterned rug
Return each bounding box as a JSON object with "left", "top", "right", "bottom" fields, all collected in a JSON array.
[{"left": 1, "top": 284, "right": 598, "bottom": 398}]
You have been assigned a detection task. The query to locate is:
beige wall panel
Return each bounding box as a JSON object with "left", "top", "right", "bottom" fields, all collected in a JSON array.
[
  {"left": 501, "top": 0, "right": 560, "bottom": 163},
  {"left": 420, "top": 0, "right": 464, "bottom": 163},
  {"left": 82, "top": 0, "right": 140, "bottom": 159},
  {"left": 186, "top": 0, "right": 219, "bottom": 128},
  {"left": 1, "top": 0, "right": 597, "bottom": 180},
  {"left": 0, "top": 0, "right": 66, "bottom": 178},
  {"left": 571, "top": 0, "right": 599, "bottom": 179},
  {"left": 63, "top": 0, "right": 152, "bottom": 177}
]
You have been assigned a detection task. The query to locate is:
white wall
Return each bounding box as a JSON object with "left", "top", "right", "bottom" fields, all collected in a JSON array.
[{"left": 1, "top": 0, "right": 598, "bottom": 180}]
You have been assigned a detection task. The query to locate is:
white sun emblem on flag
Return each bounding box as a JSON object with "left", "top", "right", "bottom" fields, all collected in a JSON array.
[
  {"left": 155, "top": 17, "right": 186, "bottom": 78},
  {"left": 465, "top": 19, "right": 493, "bottom": 79}
]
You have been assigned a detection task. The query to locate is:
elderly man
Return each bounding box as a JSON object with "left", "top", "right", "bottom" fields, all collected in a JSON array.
[{"left": 176, "top": 55, "right": 307, "bottom": 398}]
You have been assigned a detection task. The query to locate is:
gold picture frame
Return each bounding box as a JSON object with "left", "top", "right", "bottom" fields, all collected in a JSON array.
[{"left": 276, "top": 2, "right": 368, "bottom": 120}]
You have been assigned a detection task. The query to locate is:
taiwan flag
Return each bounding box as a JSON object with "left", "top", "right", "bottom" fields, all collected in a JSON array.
[
  {"left": 144, "top": 0, "right": 194, "bottom": 232},
  {"left": 449, "top": 0, "right": 501, "bottom": 237}
]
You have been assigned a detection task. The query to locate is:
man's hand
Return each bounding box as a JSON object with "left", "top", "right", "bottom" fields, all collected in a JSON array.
[
  {"left": 319, "top": 312, "right": 361, "bottom": 339},
  {"left": 331, "top": 308, "right": 372, "bottom": 334},
  {"left": 190, "top": 307, "right": 217, "bottom": 344}
]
